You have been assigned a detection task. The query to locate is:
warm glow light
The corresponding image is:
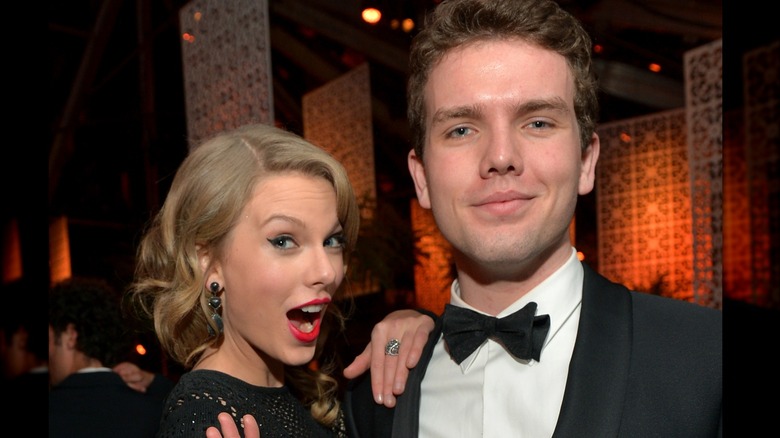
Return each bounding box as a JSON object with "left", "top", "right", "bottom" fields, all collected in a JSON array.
[
  {"left": 577, "top": 251, "right": 585, "bottom": 261},
  {"left": 182, "top": 32, "right": 195, "bottom": 43},
  {"left": 648, "top": 63, "right": 662, "bottom": 73},
  {"left": 49, "top": 216, "right": 71, "bottom": 285},
  {"left": 390, "top": 18, "right": 400, "bottom": 30},
  {"left": 401, "top": 18, "right": 415, "bottom": 33},
  {"left": 619, "top": 132, "right": 632, "bottom": 143},
  {"left": 362, "top": 8, "right": 381, "bottom": 24},
  {"left": 2, "top": 219, "right": 22, "bottom": 283},
  {"left": 194, "top": 11, "right": 202, "bottom": 21},
  {"left": 593, "top": 44, "right": 603, "bottom": 54},
  {"left": 136, "top": 344, "right": 147, "bottom": 355}
]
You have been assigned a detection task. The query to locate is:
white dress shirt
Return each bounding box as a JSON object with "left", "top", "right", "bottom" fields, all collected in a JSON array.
[{"left": 419, "top": 248, "right": 583, "bottom": 437}]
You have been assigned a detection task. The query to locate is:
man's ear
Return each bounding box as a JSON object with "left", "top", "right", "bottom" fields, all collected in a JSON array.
[
  {"left": 578, "top": 132, "right": 600, "bottom": 196},
  {"left": 64, "top": 323, "right": 79, "bottom": 349},
  {"left": 408, "top": 149, "right": 431, "bottom": 209}
]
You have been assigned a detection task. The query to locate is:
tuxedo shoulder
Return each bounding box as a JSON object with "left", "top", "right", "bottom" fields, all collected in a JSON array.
[
  {"left": 629, "top": 291, "right": 722, "bottom": 344},
  {"left": 629, "top": 291, "right": 721, "bottom": 318}
]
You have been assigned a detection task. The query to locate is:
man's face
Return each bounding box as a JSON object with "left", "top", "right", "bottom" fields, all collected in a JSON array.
[
  {"left": 0, "top": 327, "right": 28, "bottom": 379},
  {"left": 408, "top": 39, "right": 599, "bottom": 283}
]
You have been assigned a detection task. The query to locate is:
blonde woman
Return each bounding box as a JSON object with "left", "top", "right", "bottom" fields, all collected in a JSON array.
[{"left": 130, "top": 123, "right": 432, "bottom": 437}]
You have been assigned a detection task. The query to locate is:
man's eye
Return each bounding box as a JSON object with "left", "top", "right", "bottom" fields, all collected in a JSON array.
[{"left": 448, "top": 126, "right": 471, "bottom": 138}]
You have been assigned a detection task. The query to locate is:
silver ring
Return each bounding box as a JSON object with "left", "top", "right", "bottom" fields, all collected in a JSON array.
[{"left": 384, "top": 338, "right": 401, "bottom": 356}]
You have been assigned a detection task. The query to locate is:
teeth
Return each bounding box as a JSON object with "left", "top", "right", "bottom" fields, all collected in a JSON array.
[
  {"left": 300, "top": 304, "right": 324, "bottom": 313},
  {"left": 299, "top": 322, "right": 314, "bottom": 333}
]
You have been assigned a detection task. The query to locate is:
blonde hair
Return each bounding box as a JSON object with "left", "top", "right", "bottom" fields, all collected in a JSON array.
[{"left": 130, "top": 123, "right": 359, "bottom": 427}]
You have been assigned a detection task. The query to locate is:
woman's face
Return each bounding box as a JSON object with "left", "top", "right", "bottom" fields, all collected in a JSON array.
[{"left": 211, "top": 172, "right": 346, "bottom": 376}]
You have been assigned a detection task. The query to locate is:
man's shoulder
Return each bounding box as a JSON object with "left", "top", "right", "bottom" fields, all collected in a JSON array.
[
  {"left": 582, "top": 262, "right": 721, "bottom": 322},
  {"left": 630, "top": 290, "right": 722, "bottom": 322}
]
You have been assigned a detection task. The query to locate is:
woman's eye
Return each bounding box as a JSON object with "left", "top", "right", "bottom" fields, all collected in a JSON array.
[
  {"left": 324, "top": 234, "right": 346, "bottom": 249},
  {"left": 268, "top": 236, "right": 296, "bottom": 249}
]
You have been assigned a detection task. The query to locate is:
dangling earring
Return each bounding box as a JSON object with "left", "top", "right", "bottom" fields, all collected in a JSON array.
[{"left": 207, "top": 281, "right": 224, "bottom": 336}]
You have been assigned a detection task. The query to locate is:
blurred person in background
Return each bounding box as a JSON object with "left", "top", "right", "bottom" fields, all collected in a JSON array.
[{"left": 48, "top": 276, "right": 173, "bottom": 438}]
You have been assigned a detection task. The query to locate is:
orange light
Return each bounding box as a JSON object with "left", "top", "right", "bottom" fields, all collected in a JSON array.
[
  {"left": 619, "top": 132, "right": 632, "bottom": 143},
  {"left": 593, "top": 44, "right": 603, "bottom": 54},
  {"left": 135, "top": 344, "right": 147, "bottom": 355},
  {"left": 401, "top": 18, "right": 415, "bottom": 33},
  {"left": 362, "top": 8, "right": 381, "bottom": 24},
  {"left": 577, "top": 251, "right": 585, "bottom": 261},
  {"left": 182, "top": 32, "right": 195, "bottom": 43},
  {"left": 648, "top": 63, "right": 662, "bottom": 73}
]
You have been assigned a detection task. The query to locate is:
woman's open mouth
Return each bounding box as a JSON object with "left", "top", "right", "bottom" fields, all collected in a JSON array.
[{"left": 287, "top": 303, "right": 326, "bottom": 343}]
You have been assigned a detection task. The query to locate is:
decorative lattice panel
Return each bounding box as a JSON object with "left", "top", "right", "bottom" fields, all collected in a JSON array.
[
  {"left": 302, "top": 63, "right": 378, "bottom": 296},
  {"left": 744, "top": 40, "right": 780, "bottom": 306},
  {"left": 411, "top": 200, "right": 453, "bottom": 315},
  {"left": 303, "top": 63, "right": 377, "bottom": 216},
  {"left": 597, "top": 109, "right": 694, "bottom": 301},
  {"left": 179, "top": 0, "right": 274, "bottom": 148},
  {"left": 684, "top": 39, "right": 722, "bottom": 308}
]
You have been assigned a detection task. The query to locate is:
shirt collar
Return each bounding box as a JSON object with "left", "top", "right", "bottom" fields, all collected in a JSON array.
[{"left": 448, "top": 248, "right": 584, "bottom": 371}]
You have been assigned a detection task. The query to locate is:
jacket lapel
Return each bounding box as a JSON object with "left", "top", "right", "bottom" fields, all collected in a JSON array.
[
  {"left": 553, "top": 263, "right": 632, "bottom": 437},
  {"left": 393, "top": 263, "right": 633, "bottom": 437}
]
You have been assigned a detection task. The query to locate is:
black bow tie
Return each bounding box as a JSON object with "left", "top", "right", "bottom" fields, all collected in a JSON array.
[{"left": 441, "top": 302, "right": 550, "bottom": 364}]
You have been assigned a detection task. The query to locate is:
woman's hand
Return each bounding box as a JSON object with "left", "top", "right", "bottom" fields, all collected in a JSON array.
[
  {"left": 205, "top": 412, "right": 260, "bottom": 438},
  {"left": 342, "top": 309, "right": 435, "bottom": 407}
]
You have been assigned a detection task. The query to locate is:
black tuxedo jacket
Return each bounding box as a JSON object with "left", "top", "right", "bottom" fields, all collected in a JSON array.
[
  {"left": 345, "top": 263, "right": 722, "bottom": 437},
  {"left": 49, "top": 371, "right": 169, "bottom": 438}
]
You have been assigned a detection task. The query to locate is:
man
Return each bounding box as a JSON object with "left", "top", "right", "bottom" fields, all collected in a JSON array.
[
  {"left": 1, "top": 280, "right": 49, "bottom": 389},
  {"left": 0, "top": 279, "right": 49, "bottom": 429},
  {"left": 344, "top": 0, "right": 721, "bottom": 437},
  {"left": 48, "top": 277, "right": 173, "bottom": 438}
]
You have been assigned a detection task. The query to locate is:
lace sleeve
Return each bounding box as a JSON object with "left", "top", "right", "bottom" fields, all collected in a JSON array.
[{"left": 157, "top": 390, "right": 242, "bottom": 438}]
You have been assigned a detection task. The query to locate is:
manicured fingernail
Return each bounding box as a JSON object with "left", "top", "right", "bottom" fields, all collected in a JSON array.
[{"left": 376, "top": 393, "right": 383, "bottom": 404}]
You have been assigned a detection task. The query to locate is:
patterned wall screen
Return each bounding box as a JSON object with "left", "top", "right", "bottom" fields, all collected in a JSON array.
[
  {"left": 743, "top": 41, "right": 780, "bottom": 306},
  {"left": 303, "top": 63, "right": 377, "bottom": 212},
  {"left": 179, "top": 0, "right": 274, "bottom": 149},
  {"left": 597, "top": 109, "right": 694, "bottom": 302},
  {"left": 685, "top": 39, "right": 722, "bottom": 308},
  {"left": 596, "top": 40, "right": 725, "bottom": 308},
  {"left": 411, "top": 200, "right": 453, "bottom": 315},
  {"left": 302, "top": 63, "right": 378, "bottom": 296}
]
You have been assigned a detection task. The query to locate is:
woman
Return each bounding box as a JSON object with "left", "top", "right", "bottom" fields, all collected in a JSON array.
[{"left": 130, "top": 123, "right": 430, "bottom": 437}]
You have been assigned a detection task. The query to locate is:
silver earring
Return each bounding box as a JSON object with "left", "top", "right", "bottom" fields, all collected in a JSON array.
[{"left": 208, "top": 281, "right": 224, "bottom": 336}]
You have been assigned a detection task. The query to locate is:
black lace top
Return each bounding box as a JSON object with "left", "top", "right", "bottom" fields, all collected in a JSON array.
[{"left": 157, "top": 370, "right": 347, "bottom": 438}]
